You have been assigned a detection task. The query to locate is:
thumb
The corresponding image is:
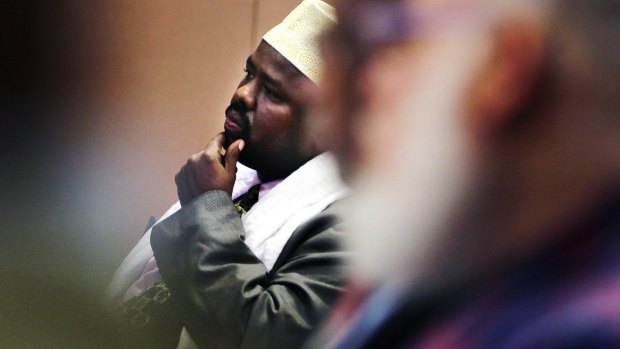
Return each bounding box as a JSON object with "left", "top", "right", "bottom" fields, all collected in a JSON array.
[{"left": 225, "top": 139, "right": 244, "bottom": 172}]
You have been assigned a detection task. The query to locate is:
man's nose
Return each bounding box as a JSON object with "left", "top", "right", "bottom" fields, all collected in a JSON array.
[{"left": 234, "top": 80, "right": 257, "bottom": 111}]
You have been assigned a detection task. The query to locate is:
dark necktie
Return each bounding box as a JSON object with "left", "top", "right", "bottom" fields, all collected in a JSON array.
[{"left": 234, "top": 184, "right": 261, "bottom": 216}]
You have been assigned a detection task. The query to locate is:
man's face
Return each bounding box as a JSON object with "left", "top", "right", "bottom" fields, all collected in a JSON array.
[
  {"left": 224, "top": 41, "right": 319, "bottom": 180},
  {"left": 323, "top": 0, "right": 492, "bottom": 285}
]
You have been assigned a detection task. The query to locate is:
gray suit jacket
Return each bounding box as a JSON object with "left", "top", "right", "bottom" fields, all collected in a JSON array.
[{"left": 151, "top": 190, "right": 350, "bottom": 349}]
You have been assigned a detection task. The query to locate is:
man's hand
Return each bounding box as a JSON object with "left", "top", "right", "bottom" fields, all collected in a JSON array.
[{"left": 175, "top": 133, "right": 245, "bottom": 206}]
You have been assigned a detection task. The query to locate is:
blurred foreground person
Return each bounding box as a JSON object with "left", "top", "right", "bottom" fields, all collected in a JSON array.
[
  {"left": 106, "top": 1, "right": 350, "bottom": 348},
  {"left": 1, "top": 1, "right": 162, "bottom": 347},
  {"left": 309, "top": 0, "right": 620, "bottom": 348}
]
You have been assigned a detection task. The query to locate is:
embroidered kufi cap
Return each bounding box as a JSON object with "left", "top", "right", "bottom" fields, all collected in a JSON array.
[{"left": 263, "top": 0, "right": 337, "bottom": 83}]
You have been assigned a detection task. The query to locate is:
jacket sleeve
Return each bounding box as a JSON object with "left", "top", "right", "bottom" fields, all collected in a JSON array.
[{"left": 150, "top": 190, "right": 350, "bottom": 349}]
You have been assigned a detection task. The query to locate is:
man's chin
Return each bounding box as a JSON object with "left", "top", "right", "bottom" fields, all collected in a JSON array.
[{"left": 223, "top": 131, "right": 241, "bottom": 148}]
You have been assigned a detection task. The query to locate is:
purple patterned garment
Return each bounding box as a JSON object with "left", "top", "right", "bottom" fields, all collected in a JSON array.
[
  {"left": 317, "top": 193, "right": 620, "bottom": 349},
  {"left": 411, "top": 195, "right": 620, "bottom": 349}
]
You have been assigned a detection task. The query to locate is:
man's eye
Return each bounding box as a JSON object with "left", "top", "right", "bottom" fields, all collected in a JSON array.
[
  {"left": 243, "top": 68, "right": 254, "bottom": 79},
  {"left": 263, "top": 86, "right": 281, "bottom": 101}
]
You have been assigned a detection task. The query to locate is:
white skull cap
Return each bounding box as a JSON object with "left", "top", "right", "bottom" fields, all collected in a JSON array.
[{"left": 262, "top": 0, "right": 337, "bottom": 84}]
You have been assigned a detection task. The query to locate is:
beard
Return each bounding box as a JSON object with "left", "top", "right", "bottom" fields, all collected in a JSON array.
[
  {"left": 343, "top": 39, "right": 489, "bottom": 292},
  {"left": 346, "top": 106, "right": 474, "bottom": 291}
]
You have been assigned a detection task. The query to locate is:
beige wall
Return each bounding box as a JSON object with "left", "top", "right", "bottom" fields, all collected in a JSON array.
[{"left": 73, "top": 0, "right": 300, "bottom": 277}]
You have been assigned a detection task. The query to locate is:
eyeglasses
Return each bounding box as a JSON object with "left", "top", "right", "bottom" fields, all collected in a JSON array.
[
  {"left": 319, "top": 0, "right": 495, "bottom": 121},
  {"left": 322, "top": 1, "right": 491, "bottom": 69}
]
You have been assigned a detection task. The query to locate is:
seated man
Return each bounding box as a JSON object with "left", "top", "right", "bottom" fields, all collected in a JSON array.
[
  {"left": 106, "top": 1, "right": 349, "bottom": 348},
  {"left": 310, "top": 0, "right": 620, "bottom": 348}
]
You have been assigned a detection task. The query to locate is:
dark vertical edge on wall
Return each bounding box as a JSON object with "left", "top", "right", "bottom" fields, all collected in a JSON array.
[{"left": 250, "top": 0, "right": 260, "bottom": 52}]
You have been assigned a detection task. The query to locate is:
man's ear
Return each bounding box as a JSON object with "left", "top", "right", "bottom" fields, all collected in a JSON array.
[{"left": 468, "top": 21, "right": 547, "bottom": 137}]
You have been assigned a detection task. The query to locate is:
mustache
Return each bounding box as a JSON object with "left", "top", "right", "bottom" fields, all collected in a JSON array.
[
  {"left": 225, "top": 101, "right": 249, "bottom": 124},
  {"left": 224, "top": 101, "right": 251, "bottom": 147}
]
